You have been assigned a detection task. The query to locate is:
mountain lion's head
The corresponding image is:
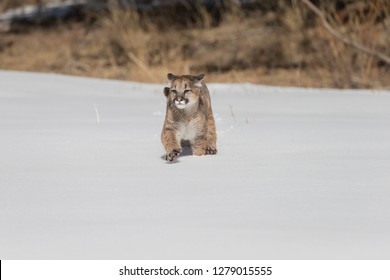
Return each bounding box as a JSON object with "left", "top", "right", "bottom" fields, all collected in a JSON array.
[{"left": 164, "top": 73, "right": 205, "bottom": 110}]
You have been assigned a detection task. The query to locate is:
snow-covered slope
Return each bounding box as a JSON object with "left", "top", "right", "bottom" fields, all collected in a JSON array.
[{"left": 1, "top": 70, "right": 389, "bottom": 259}]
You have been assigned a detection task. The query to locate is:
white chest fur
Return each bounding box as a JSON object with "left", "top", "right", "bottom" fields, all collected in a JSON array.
[{"left": 176, "top": 122, "right": 198, "bottom": 143}]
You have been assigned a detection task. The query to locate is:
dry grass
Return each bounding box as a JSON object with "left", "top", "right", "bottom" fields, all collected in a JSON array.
[
  {"left": 0, "top": 0, "right": 47, "bottom": 12},
  {"left": 0, "top": 0, "right": 389, "bottom": 88},
  {"left": 300, "top": 0, "right": 390, "bottom": 88}
]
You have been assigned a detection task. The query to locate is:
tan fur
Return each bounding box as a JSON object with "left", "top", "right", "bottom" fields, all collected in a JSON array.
[{"left": 161, "top": 73, "right": 217, "bottom": 162}]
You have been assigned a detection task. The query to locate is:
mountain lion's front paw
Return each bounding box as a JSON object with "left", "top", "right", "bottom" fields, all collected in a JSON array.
[
  {"left": 206, "top": 147, "right": 217, "bottom": 155},
  {"left": 165, "top": 149, "right": 182, "bottom": 162}
]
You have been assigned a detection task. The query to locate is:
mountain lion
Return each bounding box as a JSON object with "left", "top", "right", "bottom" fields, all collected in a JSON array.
[{"left": 161, "top": 73, "right": 217, "bottom": 162}]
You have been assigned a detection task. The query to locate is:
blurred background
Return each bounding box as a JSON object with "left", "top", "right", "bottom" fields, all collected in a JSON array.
[{"left": 0, "top": 0, "right": 389, "bottom": 88}]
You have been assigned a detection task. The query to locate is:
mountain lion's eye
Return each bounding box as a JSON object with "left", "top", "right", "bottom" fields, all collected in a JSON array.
[
  {"left": 184, "top": 89, "right": 190, "bottom": 94},
  {"left": 171, "top": 90, "right": 177, "bottom": 94}
]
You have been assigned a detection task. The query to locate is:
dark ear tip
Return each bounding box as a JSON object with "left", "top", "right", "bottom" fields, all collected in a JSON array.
[
  {"left": 163, "top": 87, "right": 170, "bottom": 97},
  {"left": 167, "top": 73, "right": 175, "bottom": 80},
  {"left": 196, "top": 73, "right": 205, "bottom": 80}
]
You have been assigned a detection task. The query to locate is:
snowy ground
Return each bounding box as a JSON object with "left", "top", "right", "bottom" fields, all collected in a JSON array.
[{"left": 1, "top": 70, "right": 389, "bottom": 259}]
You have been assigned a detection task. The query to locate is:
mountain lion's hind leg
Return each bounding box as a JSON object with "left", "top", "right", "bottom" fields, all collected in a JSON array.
[{"left": 192, "top": 135, "right": 207, "bottom": 156}]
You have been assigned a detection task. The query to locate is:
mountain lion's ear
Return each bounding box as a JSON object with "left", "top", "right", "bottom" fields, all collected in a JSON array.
[
  {"left": 167, "top": 73, "right": 176, "bottom": 81},
  {"left": 163, "top": 87, "right": 170, "bottom": 97},
  {"left": 193, "top": 73, "right": 205, "bottom": 87}
]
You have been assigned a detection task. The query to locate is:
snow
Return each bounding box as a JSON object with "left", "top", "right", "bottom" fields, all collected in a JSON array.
[
  {"left": 0, "top": 0, "right": 103, "bottom": 31},
  {"left": 1, "top": 70, "right": 389, "bottom": 259}
]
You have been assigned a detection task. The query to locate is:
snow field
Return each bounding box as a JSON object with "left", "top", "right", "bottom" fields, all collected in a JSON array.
[{"left": 1, "top": 71, "right": 389, "bottom": 259}]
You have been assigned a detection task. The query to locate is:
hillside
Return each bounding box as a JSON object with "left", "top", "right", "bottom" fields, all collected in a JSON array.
[{"left": 1, "top": 0, "right": 389, "bottom": 88}]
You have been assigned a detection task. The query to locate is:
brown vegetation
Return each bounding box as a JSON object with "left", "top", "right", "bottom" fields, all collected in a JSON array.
[{"left": 0, "top": 0, "right": 389, "bottom": 88}]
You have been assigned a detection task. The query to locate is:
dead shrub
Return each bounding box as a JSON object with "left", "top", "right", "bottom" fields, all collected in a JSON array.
[
  {"left": 99, "top": 1, "right": 158, "bottom": 80},
  {"left": 297, "top": 0, "right": 390, "bottom": 88}
]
